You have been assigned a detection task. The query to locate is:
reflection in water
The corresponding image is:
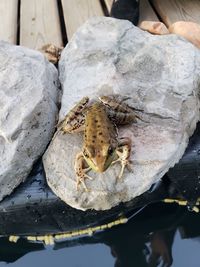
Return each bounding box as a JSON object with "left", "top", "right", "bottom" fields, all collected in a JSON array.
[
  {"left": 0, "top": 238, "right": 44, "bottom": 263},
  {"left": 108, "top": 229, "right": 175, "bottom": 267},
  {"left": 101, "top": 203, "right": 178, "bottom": 267},
  {"left": 1, "top": 203, "right": 200, "bottom": 266}
]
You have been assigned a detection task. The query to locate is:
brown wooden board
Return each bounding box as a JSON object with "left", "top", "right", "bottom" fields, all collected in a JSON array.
[
  {"left": 61, "top": 0, "right": 104, "bottom": 40},
  {"left": 138, "top": 0, "right": 159, "bottom": 25},
  {"left": 151, "top": 0, "right": 200, "bottom": 27},
  {"left": 20, "top": 0, "right": 62, "bottom": 49},
  {"left": 0, "top": 0, "right": 18, "bottom": 44}
]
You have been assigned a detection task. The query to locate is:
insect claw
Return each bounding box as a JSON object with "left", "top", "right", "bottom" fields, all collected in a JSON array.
[
  {"left": 111, "top": 159, "right": 120, "bottom": 165},
  {"left": 118, "top": 166, "right": 124, "bottom": 179},
  {"left": 85, "top": 174, "right": 93, "bottom": 180},
  {"left": 77, "top": 178, "right": 90, "bottom": 192}
]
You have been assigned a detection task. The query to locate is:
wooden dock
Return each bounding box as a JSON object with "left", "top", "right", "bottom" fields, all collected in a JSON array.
[{"left": 1, "top": 0, "right": 200, "bottom": 50}]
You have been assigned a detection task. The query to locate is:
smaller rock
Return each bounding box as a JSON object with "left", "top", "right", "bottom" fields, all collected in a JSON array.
[
  {"left": 40, "top": 44, "right": 63, "bottom": 64},
  {"left": 139, "top": 21, "right": 169, "bottom": 35},
  {"left": 169, "top": 21, "right": 200, "bottom": 49}
]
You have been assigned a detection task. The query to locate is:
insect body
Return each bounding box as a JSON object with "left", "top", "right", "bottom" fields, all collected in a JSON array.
[{"left": 58, "top": 95, "right": 138, "bottom": 191}]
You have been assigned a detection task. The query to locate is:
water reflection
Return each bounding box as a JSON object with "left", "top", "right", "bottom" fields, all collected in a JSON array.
[
  {"left": 101, "top": 203, "right": 178, "bottom": 267},
  {"left": 1, "top": 203, "right": 200, "bottom": 266},
  {"left": 0, "top": 238, "right": 44, "bottom": 263}
]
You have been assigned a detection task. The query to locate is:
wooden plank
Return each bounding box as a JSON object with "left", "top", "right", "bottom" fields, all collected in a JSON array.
[
  {"left": 0, "top": 0, "right": 18, "bottom": 44},
  {"left": 104, "top": 0, "right": 114, "bottom": 13},
  {"left": 138, "top": 0, "right": 159, "bottom": 25},
  {"left": 151, "top": 0, "right": 200, "bottom": 27},
  {"left": 61, "top": 0, "right": 104, "bottom": 40},
  {"left": 20, "top": 0, "right": 62, "bottom": 49}
]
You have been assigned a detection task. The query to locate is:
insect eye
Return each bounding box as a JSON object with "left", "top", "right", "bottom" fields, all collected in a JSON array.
[
  {"left": 108, "top": 147, "right": 114, "bottom": 155},
  {"left": 83, "top": 150, "right": 89, "bottom": 158}
]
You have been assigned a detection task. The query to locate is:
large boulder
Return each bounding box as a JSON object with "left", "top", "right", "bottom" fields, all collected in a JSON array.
[
  {"left": 43, "top": 17, "right": 200, "bottom": 211},
  {"left": 0, "top": 41, "right": 59, "bottom": 200}
]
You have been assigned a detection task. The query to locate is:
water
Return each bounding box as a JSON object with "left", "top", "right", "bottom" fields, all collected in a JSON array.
[
  {"left": 0, "top": 244, "right": 114, "bottom": 267},
  {"left": 0, "top": 203, "right": 200, "bottom": 267}
]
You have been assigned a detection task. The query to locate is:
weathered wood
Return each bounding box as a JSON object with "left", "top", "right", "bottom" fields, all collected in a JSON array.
[
  {"left": 151, "top": 0, "right": 200, "bottom": 27},
  {"left": 138, "top": 0, "right": 159, "bottom": 25},
  {"left": 20, "top": 0, "right": 62, "bottom": 49},
  {"left": 0, "top": 0, "right": 18, "bottom": 44},
  {"left": 104, "top": 0, "right": 114, "bottom": 13},
  {"left": 61, "top": 0, "right": 104, "bottom": 40}
]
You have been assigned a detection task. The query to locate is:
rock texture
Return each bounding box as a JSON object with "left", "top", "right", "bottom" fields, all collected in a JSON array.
[
  {"left": 169, "top": 21, "right": 200, "bottom": 49},
  {"left": 43, "top": 17, "right": 200, "bottom": 211},
  {"left": 139, "top": 21, "right": 169, "bottom": 35},
  {"left": 0, "top": 41, "right": 59, "bottom": 200}
]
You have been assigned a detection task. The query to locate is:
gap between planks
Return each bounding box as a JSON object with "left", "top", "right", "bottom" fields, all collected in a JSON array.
[
  {"left": 20, "top": 0, "right": 63, "bottom": 49},
  {"left": 138, "top": 0, "right": 159, "bottom": 26},
  {"left": 104, "top": 0, "right": 114, "bottom": 13}
]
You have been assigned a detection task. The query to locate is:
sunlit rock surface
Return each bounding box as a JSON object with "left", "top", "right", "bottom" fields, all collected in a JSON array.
[
  {"left": 43, "top": 17, "right": 200, "bottom": 211},
  {"left": 0, "top": 41, "right": 59, "bottom": 200}
]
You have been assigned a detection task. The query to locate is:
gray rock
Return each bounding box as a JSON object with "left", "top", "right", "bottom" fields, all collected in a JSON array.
[
  {"left": 43, "top": 17, "right": 200, "bottom": 211},
  {"left": 0, "top": 41, "right": 59, "bottom": 200}
]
